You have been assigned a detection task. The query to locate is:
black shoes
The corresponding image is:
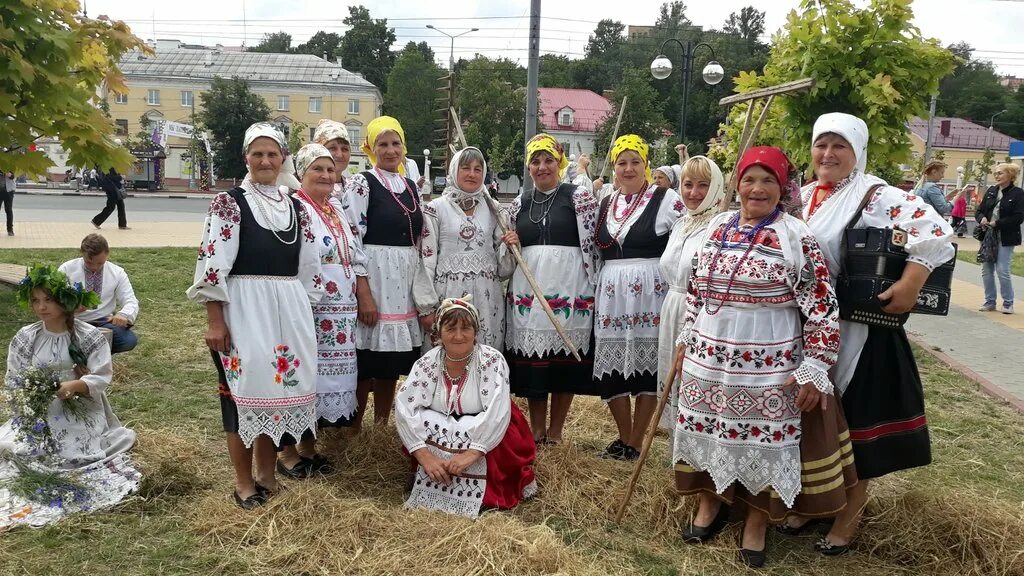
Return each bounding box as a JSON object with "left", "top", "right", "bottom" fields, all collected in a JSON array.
[
  {"left": 600, "top": 439, "right": 639, "bottom": 461},
  {"left": 775, "top": 517, "right": 827, "bottom": 536},
  {"left": 681, "top": 503, "right": 731, "bottom": 543},
  {"left": 276, "top": 458, "right": 315, "bottom": 479},
  {"left": 739, "top": 544, "right": 767, "bottom": 568},
  {"left": 814, "top": 537, "right": 851, "bottom": 556}
]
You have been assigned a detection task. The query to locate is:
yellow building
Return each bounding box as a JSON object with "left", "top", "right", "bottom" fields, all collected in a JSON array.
[
  {"left": 110, "top": 40, "right": 382, "bottom": 186},
  {"left": 907, "top": 116, "right": 1013, "bottom": 196}
]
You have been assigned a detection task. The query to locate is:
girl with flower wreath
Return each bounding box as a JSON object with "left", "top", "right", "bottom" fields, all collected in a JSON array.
[
  {"left": 592, "top": 134, "right": 683, "bottom": 461},
  {"left": 0, "top": 265, "right": 140, "bottom": 529}
]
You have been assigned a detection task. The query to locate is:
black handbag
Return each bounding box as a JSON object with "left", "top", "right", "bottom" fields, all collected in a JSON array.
[{"left": 836, "top": 185, "right": 957, "bottom": 328}]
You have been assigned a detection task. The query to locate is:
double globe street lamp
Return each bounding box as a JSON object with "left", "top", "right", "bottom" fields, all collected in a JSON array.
[{"left": 649, "top": 38, "right": 724, "bottom": 145}]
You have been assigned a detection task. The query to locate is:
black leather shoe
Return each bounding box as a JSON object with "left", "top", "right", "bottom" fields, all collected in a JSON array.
[
  {"left": 739, "top": 545, "right": 767, "bottom": 568},
  {"left": 681, "top": 503, "right": 730, "bottom": 543},
  {"left": 599, "top": 438, "right": 627, "bottom": 460},
  {"left": 233, "top": 490, "right": 264, "bottom": 510},
  {"left": 814, "top": 537, "right": 851, "bottom": 556},
  {"left": 276, "top": 458, "right": 313, "bottom": 479},
  {"left": 307, "top": 453, "right": 334, "bottom": 474}
]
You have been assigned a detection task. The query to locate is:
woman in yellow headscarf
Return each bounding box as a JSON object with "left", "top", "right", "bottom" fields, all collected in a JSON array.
[
  {"left": 504, "top": 133, "right": 600, "bottom": 445},
  {"left": 593, "top": 134, "right": 683, "bottom": 460},
  {"left": 342, "top": 116, "right": 438, "bottom": 431}
]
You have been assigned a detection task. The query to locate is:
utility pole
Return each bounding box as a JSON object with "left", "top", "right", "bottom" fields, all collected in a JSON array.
[
  {"left": 923, "top": 94, "right": 936, "bottom": 164},
  {"left": 522, "top": 0, "right": 541, "bottom": 192}
]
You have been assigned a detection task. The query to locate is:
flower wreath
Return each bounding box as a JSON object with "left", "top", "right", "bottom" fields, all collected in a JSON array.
[{"left": 16, "top": 264, "right": 101, "bottom": 313}]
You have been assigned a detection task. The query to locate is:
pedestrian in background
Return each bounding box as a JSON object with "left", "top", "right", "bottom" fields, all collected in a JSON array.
[
  {"left": 976, "top": 163, "right": 1024, "bottom": 314},
  {"left": 91, "top": 167, "right": 129, "bottom": 230},
  {"left": 0, "top": 169, "right": 14, "bottom": 235},
  {"left": 918, "top": 160, "right": 958, "bottom": 217}
]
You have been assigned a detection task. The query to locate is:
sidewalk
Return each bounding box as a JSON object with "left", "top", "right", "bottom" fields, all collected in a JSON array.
[
  {"left": 905, "top": 245, "right": 1024, "bottom": 412},
  {"left": 15, "top": 182, "right": 214, "bottom": 200},
  {"left": 0, "top": 221, "right": 201, "bottom": 249}
]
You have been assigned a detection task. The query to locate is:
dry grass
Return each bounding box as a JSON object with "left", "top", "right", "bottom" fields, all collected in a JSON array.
[{"left": 1, "top": 247, "right": 1023, "bottom": 575}]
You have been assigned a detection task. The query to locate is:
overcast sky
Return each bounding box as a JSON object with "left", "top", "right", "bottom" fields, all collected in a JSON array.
[{"left": 85, "top": 0, "right": 1024, "bottom": 76}]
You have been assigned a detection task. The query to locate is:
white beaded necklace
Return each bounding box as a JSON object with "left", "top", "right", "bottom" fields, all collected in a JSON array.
[{"left": 243, "top": 180, "right": 298, "bottom": 245}]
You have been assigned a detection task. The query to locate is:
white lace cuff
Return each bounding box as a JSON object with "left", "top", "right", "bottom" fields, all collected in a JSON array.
[
  {"left": 906, "top": 255, "right": 936, "bottom": 272},
  {"left": 793, "top": 362, "right": 833, "bottom": 395}
]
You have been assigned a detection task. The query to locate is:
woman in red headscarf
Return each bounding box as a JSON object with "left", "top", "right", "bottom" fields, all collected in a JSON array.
[{"left": 669, "top": 147, "right": 857, "bottom": 568}]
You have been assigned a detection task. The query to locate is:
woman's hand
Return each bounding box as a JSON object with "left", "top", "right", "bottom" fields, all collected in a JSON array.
[
  {"left": 980, "top": 217, "right": 990, "bottom": 227},
  {"left": 445, "top": 449, "right": 484, "bottom": 477},
  {"left": 56, "top": 380, "right": 89, "bottom": 400},
  {"left": 356, "top": 278, "right": 379, "bottom": 327},
  {"left": 878, "top": 262, "right": 930, "bottom": 314},
  {"left": 419, "top": 313, "right": 435, "bottom": 334},
  {"left": 501, "top": 231, "right": 520, "bottom": 248},
  {"left": 413, "top": 449, "right": 451, "bottom": 485},
  {"left": 790, "top": 375, "right": 826, "bottom": 412},
  {"left": 205, "top": 320, "right": 231, "bottom": 352}
]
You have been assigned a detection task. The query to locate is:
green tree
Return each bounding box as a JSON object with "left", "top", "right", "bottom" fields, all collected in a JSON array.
[
  {"left": 594, "top": 68, "right": 668, "bottom": 176},
  {"left": 198, "top": 77, "right": 272, "bottom": 179},
  {"left": 249, "top": 32, "right": 292, "bottom": 53},
  {"left": 724, "top": 6, "right": 766, "bottom": 45},
  {"left": 711, "top": 0, "right": 955, "bottom": 177},
  {"left": 935, "top": 43, "right": 1009, "bottom": 123},
  {"left": 1000, "top": 86, "right": 1024, "bottom": 140},
  {"left": 539, "top": 54, "right": 577, "bottom": 88},
  {"left": 339, "top": 6, "right": 396, "bottom": 93},
  {"left": 457, "top": 57, "right": 529, "bottom": 174},
  {"left": 1, "top": 2, "right": 146, "bottom": 176},
  {"left": 384, "top": 47, "right": 443, "bottom": 163},
  {"left": 295, "top": 31, "right": 342, "bottom": 61},
  {"left": 287, "top": 121, "right": 309, "bottom": 153},
  {"left": 402, "top": 41, "right": 435, "bottom": 65},
  {"left": 585, "top": 19, "right": 626, "bottom": 57},
  {"left": 655, "top": 1, "right": 693, "bottom": 31}
]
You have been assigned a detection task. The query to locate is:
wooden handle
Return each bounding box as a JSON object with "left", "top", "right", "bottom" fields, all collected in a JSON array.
[{"left": 614, "top": 345, "right": 682, "bottom": 523}]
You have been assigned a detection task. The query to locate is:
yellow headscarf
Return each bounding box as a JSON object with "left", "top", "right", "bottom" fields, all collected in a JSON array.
[
  {"left": 525, "top": 134, "right": 569, "bottom": 179},
  {"left": 610, "top": 134, "right": 652, "bottom": 183},
  {"left": 361, "top": 115, "right": 407, "bottom": 175}
]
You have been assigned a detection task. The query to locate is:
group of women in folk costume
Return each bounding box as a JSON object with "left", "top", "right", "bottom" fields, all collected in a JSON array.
[{"left": 178, "top": 109, "right": 955, "bottom": 569}]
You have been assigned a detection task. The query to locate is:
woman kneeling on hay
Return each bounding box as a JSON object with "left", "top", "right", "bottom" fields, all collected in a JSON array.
[
  {"left": 0, "top": 265, "right": 140, "bottom": 529},
  {"left": 396, "top": 295, "right": 537, "bottom": 518}
]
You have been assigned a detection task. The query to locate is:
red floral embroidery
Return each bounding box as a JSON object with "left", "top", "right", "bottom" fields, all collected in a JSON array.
[{"left": 210, "top": 193, "right": 241, "bottom": 224}]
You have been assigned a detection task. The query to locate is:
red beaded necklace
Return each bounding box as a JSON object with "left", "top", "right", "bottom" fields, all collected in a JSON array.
[
  {"left": 594, "top": 185, "right": 649, "bottom": 250},
  {"left": 373, "top": 167, "right": 420, "bottom": 242},
  {"left": 296, "top": 189, "right": 354, "bottom": 279},
  {"left": 701, "top": 208, "right": 781, "bottom": 315}
]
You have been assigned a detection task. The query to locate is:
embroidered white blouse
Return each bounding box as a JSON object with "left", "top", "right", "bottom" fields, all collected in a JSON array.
[{"left": 58, "top": 259, "right": 140, "bottom": 324}]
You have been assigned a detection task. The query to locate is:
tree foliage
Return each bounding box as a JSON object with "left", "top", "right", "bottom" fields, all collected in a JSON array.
[
  {"left": 249, "top": 32, "right": 292, "bottom": 53},
  {"left": 0, "top": 2, "right": 147, "bottom": 176},
  {"left": 402, "top": 41, "right": 435, "bottom": 65},
  {"left": 198, "top": 77, "right": 272, "bottom": 179},
  {"left": 711, "top": 0, "right": 955, "bottom": 177},
  {"left": 339, "top": 6, "right": 396, "bottom": 93},
  {"left": 724, "top": 6, "right": 766, "bottom": 45},
  {"left": 295, "top": 32, "right": 342, "bottom": 61},
  {"left": 456, "top": 57, "right": 529, "bottom": 175},
  {"left": 539, "top": 54, "right": 576, "bottom": 88},
  {"left": 594, "top": 68, "right": 668, "bottom": 175},
  {"left": 935, "top": 42, "right": 1009, "bottom": 124},
  {"left": 384, "top": 47, "right": 443, "bottom": 164}
]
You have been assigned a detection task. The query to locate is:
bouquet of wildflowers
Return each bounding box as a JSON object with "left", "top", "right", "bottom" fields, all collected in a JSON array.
[{"left": 3, "top": 364, "right": 92, "bottom": 508}]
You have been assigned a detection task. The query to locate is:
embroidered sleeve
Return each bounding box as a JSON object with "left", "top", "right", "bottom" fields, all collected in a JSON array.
[
  {"left": 420, "top": 201, "right": 441, "bottom": 286},
  {"left": 572, "top": 185, "right": 601, "bottom": 285},
  {"left": 676, "top": 248, "right": 705, "bottom": 350},
  {"left": 342, "top": 174, "right": 371, "bottom": 256},
  {"left": 5, "top": 328, "right": 33, "bottom": 385},
  {"left": 657, "top": 189, "right": 686, "bottom": 235},
  {"left": 186, "top": 192, "right": 241, "bottom": 303},
  {"left": 394, "top": 353, "right": 440, "bottom": 453},
  {"left": 78, "top": 323, "right": 113, "bottom": 397},
  {"left": 297, "top": 202, "right": 325, "bottom": 303},
  {"left": 333, "top": 197, "right": 367, "bottom": 277},
  {"left": 793, "top": 231, "right": 840, "bottom": 394},
  {"left": 496, "top": 195, "right": 523, "bottom": 278},
  {"left": 113, "top": 265, "right": 140, "bottom": 323},
  {"left": 572, "top": 173, "right": 594, "bottom": 193},
  {"left": 460, "top": 348, "right": 512, "bottom": 454},
  {"left": 862, "top": 185, "right": 955, "bottom": 271}
]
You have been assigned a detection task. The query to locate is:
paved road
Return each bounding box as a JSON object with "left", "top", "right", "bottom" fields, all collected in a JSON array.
[{"left": 10, "top": 194, "right": 210, "bottom": 222}]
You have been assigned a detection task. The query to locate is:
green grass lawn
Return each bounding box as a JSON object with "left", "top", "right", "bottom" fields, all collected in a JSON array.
[
  {"left": 958, "top": 250, "right": 1024, "bottom": 276},
  {"left": 0, "top": 247, "right": 1022, "bottom": 575}
]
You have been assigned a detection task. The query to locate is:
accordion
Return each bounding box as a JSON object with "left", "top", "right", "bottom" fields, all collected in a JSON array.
[{"left": 837, "top": 226, "right": 957, "bottom": 328}]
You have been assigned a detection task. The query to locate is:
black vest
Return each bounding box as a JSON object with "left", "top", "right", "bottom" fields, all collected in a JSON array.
[
  {"left": 597, "top": 187, "right": 670, "bottom": 260},
  {"left": 361, "top": 171, "right": 424, "bottom": 246},
  {"left": 515, "top": 183, "right": 580, "bottom": 248},
  {"left": 227, "top": 187, "right": 301, "bottom": 276}
]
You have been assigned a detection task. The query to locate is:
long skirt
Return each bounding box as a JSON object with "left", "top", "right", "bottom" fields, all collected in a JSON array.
[
  {"left": 312, "top": 262, "right": 358, "bottom": 426},
  {"left": 675, "top": 395, "right": 859, "bottom": 522},
  {"left": 841, "top": 325, "right": 930, "bottom": 480},
  {"left": 356, "top": 245, "right": 424, "bottom": 380},
  {"left": 404, "top": 402, "right": 538, "bottom": 518}
]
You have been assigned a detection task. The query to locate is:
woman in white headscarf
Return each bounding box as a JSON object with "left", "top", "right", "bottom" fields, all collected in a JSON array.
[
  {"left": 420, "top": 147, "right": 516, "bottom": 349},
  {"left": 652, "top": 165, "right": 679, "bottom": 192},
  {"left": 782, "top": 113, "right": 954, "bottom": 554},
  {"left": 275, "top": 144, "right": 366, "bottom": 479},
  {"left": 187, "top": 122, "right": 323, "bottom": 509},
  {"left": 655, "top": 156, "right": 725, "bottom": 429},
  {"left": 312, "top": 119, "right": 353, "bottom": 196}
]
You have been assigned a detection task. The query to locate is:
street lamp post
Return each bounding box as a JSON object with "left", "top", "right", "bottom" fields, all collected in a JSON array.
[
  {"left": 425, "top": 25, "right": 479, "bottom": 71},
  {"left": 987, "top": 109, "right": 1008, "bottom": 150},
  {"left": 423, "top": 148, "right": 431, "bottom": 197},
  {"left": 649, "top": 38, "right": 724, "bottom": 145}
]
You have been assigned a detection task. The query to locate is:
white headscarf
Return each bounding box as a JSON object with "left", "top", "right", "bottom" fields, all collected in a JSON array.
[
  {"left": 654, "top": 165, "right": 678, "bottom": 189},
  {"left": 444, "top": 146, "right": 487, "bottom": 208},
  {"left": 812, "top": 113, "right": 869, "bottom": 172},
  {"left": 294, "top": 143, "right": 334, "bottom": 180},
  {"left": 312, "top": 119, "right": 349, "bottom": 145},
  {"left": 675, "top": 155, "right": 726, "bottom": 239},
  {"left": 242, "top": 122, "right": 301, "bottom": 190}
]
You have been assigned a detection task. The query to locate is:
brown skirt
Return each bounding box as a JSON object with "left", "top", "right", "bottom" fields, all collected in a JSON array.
[{"left": 674, "top": 392, "right": 858, "bottom": 523}]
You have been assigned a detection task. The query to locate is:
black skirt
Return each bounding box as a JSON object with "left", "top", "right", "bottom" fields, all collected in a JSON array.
[
  {"left": 597, "top": 370, "right": 658, "bottom": 401},
  {"left": 212, "top": 349, "right": 303, "bottom": 447},
  {"left": 356, "top": 348, "right": 420, "bottom": 381},
  {"left": 841, "top": 325, "right": 930, "bottom": 480},
  {"left": 507, "top": 347, "right": 598, "bottom": 400}
]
